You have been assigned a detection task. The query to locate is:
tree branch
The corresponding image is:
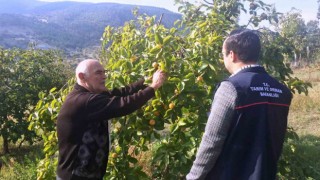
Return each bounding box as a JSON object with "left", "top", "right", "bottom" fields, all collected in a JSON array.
[{"left": 157, "top": 13, "right": 164, "bottom": 26}]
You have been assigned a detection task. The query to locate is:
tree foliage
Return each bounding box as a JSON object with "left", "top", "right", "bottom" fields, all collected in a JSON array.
[
  {"left": 29, "top": 1, "right": 312, "bottom": 179},
  {"left": 278, "top": 10, "right": 307, "bottom": 60},
  {"left": 277, "top": 10, "right": 320, "bottom": 65},
  {"left": 305, "top": 20, "right": 320, "bottom": 63},
  {"left": 100, "top": 7, "right": 230, "bottom": 179},
  {"left": 0, "top": 47, "right": 72, "bottom": 154}
]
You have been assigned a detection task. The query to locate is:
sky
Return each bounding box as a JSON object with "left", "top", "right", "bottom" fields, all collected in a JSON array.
[{"left": 40, "top": 0, "right": 319, "bottom": 25}]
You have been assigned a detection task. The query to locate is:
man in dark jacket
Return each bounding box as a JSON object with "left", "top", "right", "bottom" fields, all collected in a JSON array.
[
  {"left": 187, "top": 29, "right": 292, "bottom": 180},
  {"left": 56, "top": 59, "right": 166, "bottom": 180}
]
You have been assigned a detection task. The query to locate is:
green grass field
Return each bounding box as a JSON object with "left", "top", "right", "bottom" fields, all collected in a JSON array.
[{"left": 1, "top": 65, "right": 320, "bottom": 179}]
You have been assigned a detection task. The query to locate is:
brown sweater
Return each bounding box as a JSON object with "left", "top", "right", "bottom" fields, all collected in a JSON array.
[{"left": 57, "top": 79, "right": 155, "bottom": 180}]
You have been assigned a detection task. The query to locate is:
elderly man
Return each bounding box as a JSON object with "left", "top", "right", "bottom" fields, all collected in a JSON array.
[
  {"left": 187, "top": 29, "right": 292, "bottom": 180},
  {"left": 56, "top": 59, "right": 166, "bottom": 180}
]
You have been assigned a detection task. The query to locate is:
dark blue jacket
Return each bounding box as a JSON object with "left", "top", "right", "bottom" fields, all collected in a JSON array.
[{"left": 206, "top": 66, "right": 292, "bottom": 180}]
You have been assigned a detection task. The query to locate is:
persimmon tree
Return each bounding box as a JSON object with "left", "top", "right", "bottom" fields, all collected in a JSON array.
[
  {"left": 100, "top": 8, "right": 231, "bottom": 179},
  {"left": 29, "top": 0, "right": 311, "bottom": 179}
]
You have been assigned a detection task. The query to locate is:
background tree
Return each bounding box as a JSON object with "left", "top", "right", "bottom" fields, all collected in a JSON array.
[
  {"left": 277, "top": 10, "right": 307, "bottom": 66},
  {"left": 0, "top": 47, "right": 72, "bottom": 154},
  {"left": 176, "top": 0, "right": 280, "bottom": 28},
  {"left": 277, "top": 9, "right": 320, "bottom": 66},
  {"left": 305, "top": 20, "right": 320, "bottom": 63}
]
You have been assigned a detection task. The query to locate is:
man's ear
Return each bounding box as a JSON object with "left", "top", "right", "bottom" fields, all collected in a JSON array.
[
  {"left": 229, "top": 50, "right": 238, "bottom": 62},
  {"left": 78, "top": 72, "right": 86, "bottom": 81}
]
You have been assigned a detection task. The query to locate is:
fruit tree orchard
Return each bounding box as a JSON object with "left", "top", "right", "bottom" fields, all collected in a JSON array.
[
  {"left": 29, "top": 0, "right": 312, "bottom": 179},
  {"left": 0, "top": 47, "right": 72, "bottom": 154}
]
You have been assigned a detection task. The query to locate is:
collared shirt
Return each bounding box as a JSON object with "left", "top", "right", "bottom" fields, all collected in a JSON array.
[{"left": 230, "top": 64, "right": 263, "bottom": 77}]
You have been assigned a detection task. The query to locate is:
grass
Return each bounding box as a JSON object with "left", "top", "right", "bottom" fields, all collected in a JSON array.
[
  {"left": 0, "top": 141, "right": 44, "bottom": 180},
  {"left": 289, "top": 64, "right": 320, "bottom": 136},
  {"left": 1, "top": 65, "right": 320, "bottom": 179}
]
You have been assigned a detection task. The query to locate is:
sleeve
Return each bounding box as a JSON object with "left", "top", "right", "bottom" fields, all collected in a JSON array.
[
  {"left": 86, "top": 86, "right": 155, "bottom": 121},
  {"left": 108, "top": 79, "right": 147, "bottom": 96},
  {"left": 186, "top": 81, "right": 237, "bottom": 180}
]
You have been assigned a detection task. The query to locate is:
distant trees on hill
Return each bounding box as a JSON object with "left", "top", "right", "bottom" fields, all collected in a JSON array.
[{"left": 0, "top": 1, "right": 181, "bottom": 52}]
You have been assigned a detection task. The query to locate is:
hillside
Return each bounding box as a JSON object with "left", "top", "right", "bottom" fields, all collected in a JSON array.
[
  {"left": 0, "top": 0, "right": 181, "bottom": 53},
  {"left": 0, "top": 0, "right": 46, "bottom": 14},
  {"left": 0, "top": 13, "right": 77, "bottom": 49}
]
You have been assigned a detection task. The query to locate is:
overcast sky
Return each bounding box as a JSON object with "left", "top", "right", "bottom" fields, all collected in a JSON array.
[{"left": 40, "top": 0, "right": 319, "bottom": 25}]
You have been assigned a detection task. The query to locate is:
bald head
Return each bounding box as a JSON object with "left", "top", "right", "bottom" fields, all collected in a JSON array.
[
  {"left": 76, "top": 59, "right": 99, "bottom": 82},
  {"left": 75, "top": 59, "right": 107, "bottom": 93}
]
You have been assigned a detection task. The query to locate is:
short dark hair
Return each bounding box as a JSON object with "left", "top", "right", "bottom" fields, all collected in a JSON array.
[{"left": 224, "top": 28, "right": 261, "bottom": 63}]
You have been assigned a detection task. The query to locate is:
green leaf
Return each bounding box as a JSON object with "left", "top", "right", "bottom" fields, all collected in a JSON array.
[
  {"left": 168, "top": 77, "right": 181, "bottom": 83},
  {"left": 149, "top": 45, "right": 162, "bottom": 54},
  {"left": 49, "top": 87, "right": 57, "bottom": 93},
  {"left": 155, "top": 33, "right": 163, "bottom": 45},
  {"left": 163, "top": 35, "right": 173, "bottom": 45}
]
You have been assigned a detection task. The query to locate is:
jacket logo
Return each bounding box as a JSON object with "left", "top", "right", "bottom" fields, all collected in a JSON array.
[{"left": 250, "top": 82, "right": 283, "bottom": 98}]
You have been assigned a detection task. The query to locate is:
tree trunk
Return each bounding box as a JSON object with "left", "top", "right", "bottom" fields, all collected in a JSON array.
[
  {"left": 2, "top": 136, "right": 9, "bottom": 154},
  {"left": 18, "top": 137, "right": 25, "bottom": 149}
]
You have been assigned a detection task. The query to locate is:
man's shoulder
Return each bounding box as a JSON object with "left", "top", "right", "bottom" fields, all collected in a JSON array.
[{"left": 64, "top": 89, "right": 95, "bottom": 104}]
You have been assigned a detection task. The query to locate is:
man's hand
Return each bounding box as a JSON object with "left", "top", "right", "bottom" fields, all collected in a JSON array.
[{"left": 150, "top": 70, "right": 166, "bottom": 90}]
